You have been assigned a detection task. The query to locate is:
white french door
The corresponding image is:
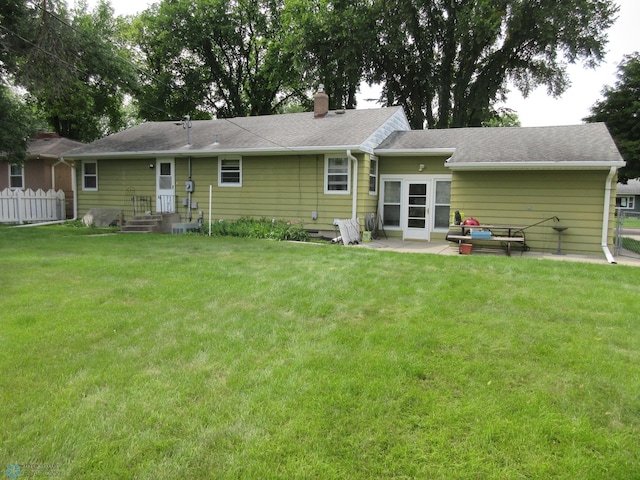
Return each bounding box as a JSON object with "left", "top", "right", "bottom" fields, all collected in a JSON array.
[
  {"left": 380, "top": 175, "right": 452, "bottom": 241},
  {"left": 156, "top": 159, "right": 175, "bottom": 213}
]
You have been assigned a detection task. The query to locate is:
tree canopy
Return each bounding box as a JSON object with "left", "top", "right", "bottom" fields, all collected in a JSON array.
[
  {"left": 131, "top": 0, "right": 308, "bottom": 120},
  {"left": 1, "top": 0, "right": 139, "bottom": 142},
  {"left": 585, "top": 53, "right": 640, "bottom": 182},
  {"left": 0, "top": 0, "right": 622, "bottom": 155},
  {"left": 368, "top": 0, "right": 618, "bottom": 128}
]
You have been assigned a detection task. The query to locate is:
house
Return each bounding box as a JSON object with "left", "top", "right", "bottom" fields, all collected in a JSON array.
[
  {"left": 0, "top": 132, "right": 83, "bottom": 218},
  {"left": 63, "top": 88, "right": 625, "bottom": 260},
  {"left": 616, "top": 179, "right": 640, "bottom": 215}
]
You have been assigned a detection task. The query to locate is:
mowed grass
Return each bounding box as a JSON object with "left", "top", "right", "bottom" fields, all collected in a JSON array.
[{"left": 1, "top": 226, "right": 639, "bottom": 479}]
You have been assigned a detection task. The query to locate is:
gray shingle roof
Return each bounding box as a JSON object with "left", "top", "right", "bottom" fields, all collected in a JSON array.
[
  {"left": 376, "top": 123, "right": 624, "bottom": 167},
  {"left": 64, "top": 107, "right": 409, "bottom": 158},
  {"left": 28, "top": 136, "right": 84, "bottom": 158},
  {"left": 617, "top": 179, "right": 640, "bottom": 195}
]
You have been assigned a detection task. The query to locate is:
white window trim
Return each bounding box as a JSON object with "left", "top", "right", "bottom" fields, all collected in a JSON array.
[
  {"left": 9, "top": 163, "right": 25, "bottom": 189},
  {"left": 324, "top": 154, "right": 351, "bottom": 195},
  {"left": 380, "top": 178, "right": 402, "bottom": 230},
  {"left": 82, "top": 160, "right": 98, "bottom": 191},
  {"left": 378, "top": 174, "right": 452, "bottom": 232},
  {"left": 433, "top": 178, "right": 452, "bottom": 232},
  {"left": 369, "top": 156, "right": 378, "bottom": 195},
  {"left": 218, "top": 156, "right": 242, "bottom": 187},
  {"left": 617, "top": 196, "right": 635, "bottom": 210}
]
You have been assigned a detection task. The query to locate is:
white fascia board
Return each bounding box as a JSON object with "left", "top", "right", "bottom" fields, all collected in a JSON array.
[
  {"left": 64, "top": 146, "right": 366, "bottom": 159},
  {"left": 375, "top": 148, "right": 456, "bottom": 157},
  {"left": 445, "top": 161, "right": 626, "bottom": 171}
]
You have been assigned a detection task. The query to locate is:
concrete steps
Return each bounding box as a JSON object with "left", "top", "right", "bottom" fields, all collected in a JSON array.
[{"left": 121, "top": 215, "right": 163, "bottom": 233}]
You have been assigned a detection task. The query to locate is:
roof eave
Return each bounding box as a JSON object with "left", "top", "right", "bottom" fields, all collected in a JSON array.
[
  {"left": 63, "top": 145, "right": 366, "bottom": 159},
  {"left": 375, "top": 148, "right": 456, "bottom": 157},
  {"left": 445, "top": 161, "right": 626, "bottom": 171}
]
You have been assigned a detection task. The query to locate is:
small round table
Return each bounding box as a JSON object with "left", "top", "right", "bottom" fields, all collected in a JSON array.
[{"left": 552, "top": 226, "right": 568, "bottom": 255}]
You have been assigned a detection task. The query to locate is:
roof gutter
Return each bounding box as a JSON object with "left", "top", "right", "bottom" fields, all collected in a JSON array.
[
  {"left": 602, "top": 166, "right": 617, "bottom": 264},
  {"left": 446, "top": 161, "right": 626, "bottom": 171},
  {"left": 63, "top": 145, "right": 367, "bottom": 160},
  {"left": 374, "top": 148, "right": 456, "bottom": 157},
  {"left": 347, "top": 149, "right": 358, "bottom": 220}
]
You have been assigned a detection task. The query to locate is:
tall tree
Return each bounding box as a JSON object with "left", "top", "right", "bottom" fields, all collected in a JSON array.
[
  {"left": 368, "top": 0, "right": 618, "bottom": 129},
  {"left": 132, "top": 0, "right": 306, "bottom": 120},
  {"left": 1, "top": 0, "right": 139, "bottom": 141},
  {"left": 283, "top": 0, "right": 376, "bottom": 110},
  {"left": 0, "top": 86, "right": 41, "bottom": 164},
  {"left": 585, "top": 53, "right": 640, "bottom": 183}
]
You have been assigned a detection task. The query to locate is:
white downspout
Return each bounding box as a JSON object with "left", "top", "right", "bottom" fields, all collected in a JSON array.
[
  {"left": 602, "top": 166, "right": 617, "bottom": 264},
  {"left": 347, "top": 150, "right": 358, "bottom": 220}
]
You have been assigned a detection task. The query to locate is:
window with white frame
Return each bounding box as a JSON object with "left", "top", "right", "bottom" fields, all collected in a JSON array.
[
  {"left": 82, "top": 161, "right": 98, "bottom": 191},
  {"left": 369, "top": 157, "right": 378, "bottom": 194},
  {"left": 219, "top": 157, "right": 242, "bottom": 186},
  {"left": 9, "top": 164, "right": 24, "bottom": 189},
  {"left": 433, "top": 180, "right": 451, "bottom": 229},
  {"left": 325, "top": 155, "right": 350, "bottom": 194},
  {"left": 381, "top": 179, "right": 401, "bottom": 227},
  {"left": 616, "top": 196, "right": 635, "bottom": 210}
]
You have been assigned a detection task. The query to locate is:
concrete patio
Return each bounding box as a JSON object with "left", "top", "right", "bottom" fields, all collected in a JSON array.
[{"left": 354, "top": 237, "right": 640, "bottom": 267}]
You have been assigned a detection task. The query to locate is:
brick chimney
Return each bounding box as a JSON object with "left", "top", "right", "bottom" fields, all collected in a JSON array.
[
  {"left": 36, "top": 131, "right": 61, "bottom": 140},
  {"left": 314, "top": 84, "right": 329, "bottom": 118}
]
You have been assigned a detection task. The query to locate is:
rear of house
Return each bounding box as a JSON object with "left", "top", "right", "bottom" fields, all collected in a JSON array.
[
  {"left": 375, "top": 124, "right": 624, "bottom": 257},
  {"left": 64, "top": 97, "right": 624, "bottom": 259}
]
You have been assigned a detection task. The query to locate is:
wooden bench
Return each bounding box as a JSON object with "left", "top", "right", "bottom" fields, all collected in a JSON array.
[{"left": 446, "top": 234, "right": 527, "bottom": 256}]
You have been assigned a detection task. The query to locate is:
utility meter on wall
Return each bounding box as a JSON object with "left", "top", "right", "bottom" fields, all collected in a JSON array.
[{"left": 185, "top": 180, "right": 194, "bottom": 192}]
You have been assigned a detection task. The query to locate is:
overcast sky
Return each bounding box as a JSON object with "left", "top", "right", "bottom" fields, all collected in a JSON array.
[{"left": 89, "top": 0, "right": 639, "bottom": 127}]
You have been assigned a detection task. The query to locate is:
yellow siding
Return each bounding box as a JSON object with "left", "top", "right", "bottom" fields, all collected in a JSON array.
[
  {"left": 450, "top": 170, "right": 614, "bottom": 254},
  {"left": 78, "top": 154, "right": 372, "bottom": 232},
  {"left": 379, "top": 156, "right": 450, "bottom": 175},
  {"left": 76, "top": 158, "right": 156, "bottom": 218}
]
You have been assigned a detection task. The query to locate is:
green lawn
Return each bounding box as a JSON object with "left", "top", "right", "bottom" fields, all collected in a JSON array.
[{"left": 1, "top": 225, "right": 639, "bottom": 479}]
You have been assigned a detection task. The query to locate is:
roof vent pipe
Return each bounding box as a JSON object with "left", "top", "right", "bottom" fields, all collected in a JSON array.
[{"left": 314, "top": 85, "right": 329, "bottom": 118}]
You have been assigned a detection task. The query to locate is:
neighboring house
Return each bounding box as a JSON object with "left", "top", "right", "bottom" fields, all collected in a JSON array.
[
  {"left": 0, "top": 132, "right": 83, "bottom": 218},
  {"left": 616, "top": 179, "right": 640, "bottom": 214},
  {"left": 63, "top": 88, "right": 625, "bottom": 259}
]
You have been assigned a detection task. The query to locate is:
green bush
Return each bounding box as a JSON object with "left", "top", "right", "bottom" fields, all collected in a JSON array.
[{"left": 205, "top": 217, "right": 309, "bottom": 242}]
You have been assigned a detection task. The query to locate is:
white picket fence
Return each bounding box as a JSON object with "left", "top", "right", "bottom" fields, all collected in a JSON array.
[{"left": 0, "top": 188, "right": 66, "bottom": 224}]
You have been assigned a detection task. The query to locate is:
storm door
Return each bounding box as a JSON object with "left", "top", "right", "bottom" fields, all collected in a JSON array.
[
  {"left": 156, "top": 159, "right": 175, "bottom": 213},
  {"left": 403, "top": 181, "right": 429, "bottom": 240}
]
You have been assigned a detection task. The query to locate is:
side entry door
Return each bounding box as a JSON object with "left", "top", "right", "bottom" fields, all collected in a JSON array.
[{"left": 156, "top": 159, "right": 175, "bottom": 213}]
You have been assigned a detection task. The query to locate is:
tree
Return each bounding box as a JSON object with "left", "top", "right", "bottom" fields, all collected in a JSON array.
[
  {"left": 0, "top": 86, "right": 41, "bottom": 164},
  {"left": 482, "top": 108, "right": 521, "bottom": 127},
  {"left": 368, "top": 0, "right": 618, "bottom": 129},
  {"left": 1, "top": 0, "right": 139, "bottom": 142},
  {"left": 283, "top": 0, "right": 376, "bottom": 110},
  {"left": 585, "top": 53, "right": 640, "bottom": 183},
  {"left": 132, "top": 0, "right": 307, "bottom": 120}
]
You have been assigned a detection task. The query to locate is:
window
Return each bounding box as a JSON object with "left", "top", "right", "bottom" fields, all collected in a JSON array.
[
  {"left": 434, "top": 180, "right": 451, "bottom": 229},
  {"left": 369, "top": 157, "right": 378, "bottom": 194},
  {"left": 616, "top": 196, "right": 635, "bottom": 210},
  {"left": 9, "top": 164, "right": 24, "bottom": 189},
  {"left": 83, "top": 161, "right": 97, "bottom": 191},
  {"left": 219, "top": 157, "right": 242, "bottom": 186},
  {"left": 381, "top": 180, "right": 401, "bottom": 227},
  {"left": 325, "top": 155, "right": 350, "bottom": 194}
]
